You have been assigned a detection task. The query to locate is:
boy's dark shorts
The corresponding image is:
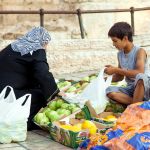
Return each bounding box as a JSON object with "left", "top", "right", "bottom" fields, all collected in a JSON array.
[{"left": 106, "top": 73, "right": 150, "bottom": 101}]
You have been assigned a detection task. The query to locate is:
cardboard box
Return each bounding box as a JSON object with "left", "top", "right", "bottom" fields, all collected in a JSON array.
[
  {"left": 85, "top": 100, "right": 121, "bottom": 127},
  {"left": 49, "top": 111, "right": 88, "bottom": 148},
  {"left": 48, "top": 111, "right": 107, "bottom": 148},
  {"left": 33, "top": 97, "right": 82, "bottom": 131},
  {"left": 33, "top": 97, "right": 91, "bottom": 131}
]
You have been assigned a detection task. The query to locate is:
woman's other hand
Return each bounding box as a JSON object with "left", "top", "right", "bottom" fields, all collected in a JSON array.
[{"left": 58, "top": 91, "right": 66, "bottom": 97}]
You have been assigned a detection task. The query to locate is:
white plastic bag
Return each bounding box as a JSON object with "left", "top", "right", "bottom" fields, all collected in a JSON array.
[
  {"left": 0, "top": 86, "right": 16, "bottom": 103},
  {"left": 4, "top": 94, "right": 31, "bottom": 122},
  {"left": 0, "top": 120, "right": 27, "bottom": 143},
  {"left": 0, "top": 86, "right": 16, "bottom": 119},
  {"left": 62, "top": 93, "right": 86, "bottom": 108},
  {"left": 81, "top": 68, "right": 112, "bottom": 114},
  {"left": 0, "top": 86, "right": 31, "bottom": 143}
]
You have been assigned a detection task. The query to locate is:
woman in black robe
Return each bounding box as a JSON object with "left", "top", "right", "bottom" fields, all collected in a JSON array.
[{"left": 0, "top": 27, "right": 60, "bottom": 130}]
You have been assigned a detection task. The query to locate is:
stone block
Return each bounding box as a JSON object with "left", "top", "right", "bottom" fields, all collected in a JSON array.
[
  {"left": 2, "top": 0, "right": 24, "bottom": 4},
  {"left": 45, "top": 0, "right": 52, "bottom": 3},
  {"left": 64, "top": 0, "right": 77, "bottom": 3},
  {"left": 2, "top": 15, "right": 18, "bottom": 25},
  {"left": 0, "top": 35, "right": 150, "bottom": 75}
]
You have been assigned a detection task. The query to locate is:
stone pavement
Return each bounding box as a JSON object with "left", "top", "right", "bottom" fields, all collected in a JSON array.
[
  {"left": 0, "top": 130, "right": 72, "bottom": 150},
  {"left": 0, "top": 70, "right": 98, "bottom": 150}
]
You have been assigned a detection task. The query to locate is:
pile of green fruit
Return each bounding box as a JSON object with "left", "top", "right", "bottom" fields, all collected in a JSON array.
[
  {"left": 65, "top": 74, "right": 97, "bottom": 94},
  {"left": 57, "top": 80, "right": 72, "bottom": 91},
  {"left": 34, "top": 98, "right": 80, "bottom": 126},
  {"left": 65, "top": 82, "right": 89, "bottom": 93},
  {"left": 104, "top": 101, "right": 125, "bottom": 113},
  {"left": 81, "top": 74, "right": 97, "bottom": 82}
]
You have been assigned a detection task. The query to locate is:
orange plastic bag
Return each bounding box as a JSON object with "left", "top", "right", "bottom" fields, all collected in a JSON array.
[{"left": 104, "top": 101, "right": 150, "bottom": 150}]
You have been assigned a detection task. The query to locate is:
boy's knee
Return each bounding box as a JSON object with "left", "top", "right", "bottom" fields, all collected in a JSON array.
[
  {"left": 107, "top": 92, "right": 116, "bottom": 99},
  {"left": 135, "top": 73, "right": 146, "bottom": 87},
  {"left": 137, "top": 79, "right": 144, "bottom": 84},
  {"left": 136, "top": 79, "right": 144, "bottom": 87}
]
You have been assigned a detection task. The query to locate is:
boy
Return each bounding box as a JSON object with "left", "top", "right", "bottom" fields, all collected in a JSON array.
[{"left": 105, "top": 22, "right": 150, "bottom": 104}]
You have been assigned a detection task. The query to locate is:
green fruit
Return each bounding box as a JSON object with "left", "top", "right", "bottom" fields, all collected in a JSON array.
[
  {"left": 70, "top": 103, "right": 77, "bottom": 108},
  {"left": 81, "top": 76, "right": 90, "bottom": 82},
  {"left": 66, "top": 86, "right": 77, "bottom": 93},
  {"left": 57, "top": 109, "right": 66, "bottom": 115},
  {"left": 61, "top": 103, "right": 69, "bottom": 109},
  {"left": 56, "top": 108, "right": 61, "bottom": 113},
  {"left": 49, "top": 111, "right": 60, "bottom": 122},
  {"left": 39, "top": 116, "right": 49, "bottom": 125},
  {"left": 42, "top": 106, "right": 48, "bottom": 113},
  {"left": 47, "top": 110, "right": 60, "bottom": 122},
  {"left": 57, "top": 81, "right": 71, "bottom": 88},
  {"left": 90, "top": 75, "right": 97, "bottom": 81},
  {"left": 63, "top": 110, "right": 71, "bottom": 116},
  {"left": 48, "top": 101, "right": 57, "bottom": 110},
  {"left": 35, "top": 113, "right": 45, "bottom": 123},
  {"left": 71, "top": 107, "right": 80, "bottom": 113},
  {"left": 46, "top": 110, "right": 56, "bottom": 118},
  {"left": 43, "top": 107, "right": 51, "bottom": 113},
  {"left": 51, "top": 114, "right": 60, "bottom": 122},
  {"left": 56, "top": 99, "right": 64, "bottom": 108},
  {"left": 63, "top": 81, "right": 71, "bottom": 86},
  {"left": 68, "top": 103, "right": 77, "bottom": 111},
  {"left": 81, "top": 82, "right": 89, "bottom": 87},
  {"left": 74, "top": 83, "right": 81, "bottom": 88},
  {"left": 45, "top": 108, "right": 52, "bottom": 117}
]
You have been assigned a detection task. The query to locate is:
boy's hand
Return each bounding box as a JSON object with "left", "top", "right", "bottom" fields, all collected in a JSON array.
[{"left": 104, "top": 65, "right": 116, "bottom": 75}]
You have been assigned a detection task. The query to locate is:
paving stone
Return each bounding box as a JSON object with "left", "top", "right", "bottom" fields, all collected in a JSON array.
[
  {"left": 20, "top": 131, "right": 49, "bottom": 144},
  {"left": 0, "top": 143, "right": 20, "bottom": 149},
  {"left": 32, "top": 130, "right": 50, "bottom": 138},
  {"left": 0, "top": 130, "right": 73, "bottom": 150},
  {"left": 16, "top": 131, "right": 72, "bottom": 150},
  {"left": 20, "top": 138, "right": 72, "bottom": 150},
  {"left": 0, "top": 147, "right": 26, "bottom": 150}
]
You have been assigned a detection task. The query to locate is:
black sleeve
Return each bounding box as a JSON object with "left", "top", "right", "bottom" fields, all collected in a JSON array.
[{"left": 32, "top": 49, "right": 59, "bottom": 100}]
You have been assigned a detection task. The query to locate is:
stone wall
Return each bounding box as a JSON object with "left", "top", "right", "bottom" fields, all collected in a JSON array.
[
  {"left": 1, "top": 34, "right": 150, "bottom": 75},
  {"left": 0, "top": 0, "right": 150, "bottom": 39},
  {"left": 1, "top": 1, "right": 150, "bottom": 75}
]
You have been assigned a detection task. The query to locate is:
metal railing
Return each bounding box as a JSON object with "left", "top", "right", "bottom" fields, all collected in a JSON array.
[{"left": 0, "top": 6, "right": 150, "bottom": 39}]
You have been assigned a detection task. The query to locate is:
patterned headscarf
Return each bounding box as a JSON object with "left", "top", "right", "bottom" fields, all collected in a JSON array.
[{"left": 11, "top": 27, "right": 51, "bottom": 56}]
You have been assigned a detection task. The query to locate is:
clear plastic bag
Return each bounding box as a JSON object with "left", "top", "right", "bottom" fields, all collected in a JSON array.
[
  {"left": 80, "top": 68, "right": 112, "bottom": 114},
  {"left": 63, "top": 68, "right": 112, "bottom": 114}
]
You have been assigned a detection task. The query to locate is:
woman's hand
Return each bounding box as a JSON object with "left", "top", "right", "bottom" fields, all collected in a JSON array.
[{"left": 58, "top": 91, "right": 66, "bottom": 97}]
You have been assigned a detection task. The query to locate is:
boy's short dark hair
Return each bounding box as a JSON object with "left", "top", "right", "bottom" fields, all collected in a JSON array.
[{"left": 108, "top": 22, "right": 133, "bottom": 42}]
